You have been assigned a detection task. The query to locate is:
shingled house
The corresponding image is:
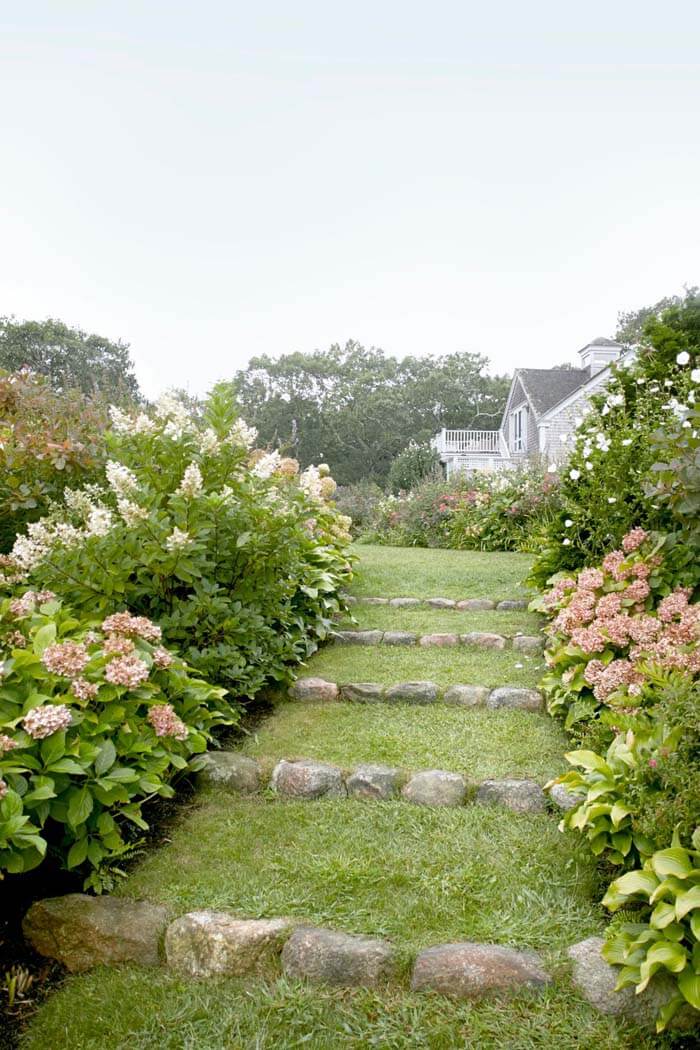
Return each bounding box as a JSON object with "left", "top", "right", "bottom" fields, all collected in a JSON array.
[{"left": 433, "top": 337, "right": 630, "bottom": 475}]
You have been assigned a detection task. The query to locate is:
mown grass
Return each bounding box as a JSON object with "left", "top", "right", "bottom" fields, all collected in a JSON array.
[
  {"left": 349, "top": 544, "right": 534, "bottom": 600},
  {"left": 21, "top": 966, "right": 664, "bottom": 1050},
  {"left": 304, "top": 644, "right": 543, "bottom": 689},
  {"left": 339, "top": 604, "right": 542, "bottom": 636},
  {"left": 241, "top": 701, "right": 567, "bottom": 781}
]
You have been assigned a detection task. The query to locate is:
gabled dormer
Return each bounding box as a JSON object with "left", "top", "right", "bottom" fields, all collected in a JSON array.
[{"left": 578, "top": 337, "right": 624, "bottom": 376}]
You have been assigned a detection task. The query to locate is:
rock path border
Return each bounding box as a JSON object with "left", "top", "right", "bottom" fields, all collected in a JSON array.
[
  {"left": 344, "top": 596, "right": 532, "bottom": 611},
  {"left": 290, "top": 677, "right": 544, "bottom": 711},
  {"left": 332, "top": 629, "right": 545, "bottom": 650}
]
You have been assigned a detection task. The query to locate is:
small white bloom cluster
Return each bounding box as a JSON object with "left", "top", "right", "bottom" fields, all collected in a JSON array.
[
  {"left": 86, "top": 506, "right": 114, "bottom": 537},
  {"left": 198, "top": 427, "right": 220, "bottom": 454},
  {"left": 106, "top": 460, "right": 139, "bottom": 498},
  {"left": 165, "top": 527, "right": 192, "bottom": 551},
  {"left": 177, "top": 462, "right": 204, "bottom": 498},
  {"left": 109, "top": 405, "right": 156, "bottom": 435},
  {"left": 226, "top": 419, "right": 258, "bottom": 449},
  {"left": 23, "top": 704, "right": 72, "bottom": 740},
  {"left": 117, "top": 498, "right": 148, "bottom": 526},
  {"left": 299, "top": 465, "right": 324, "bottom": 499},
  {"left": 252, "top": 450, "right": 281, "bottom": 479},
  {"left": 155, "top": 393, "right": 193, "bottom": 440}
]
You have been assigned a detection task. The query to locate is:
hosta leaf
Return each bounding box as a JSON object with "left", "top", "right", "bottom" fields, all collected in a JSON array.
[
  {"left": 651, "top": 848, "right": 695, "bottom": 879},
  {"left": 603, "top": 869, "right": 659, "bottom": 910},
  {"left": 650, "top": 901, "right": 677, "bottom": 929},
  {"left": 675, "top": 885, "right": 700, "bottom": 920},
  {"left": 678, "top": 969, "right": 700, "bottom": 1011},
  {"left": 610, "top": 802, "right": 632, "bottom": 828},
  {"left": 565, "top": 750, "right": 611, "bottom": 774}
]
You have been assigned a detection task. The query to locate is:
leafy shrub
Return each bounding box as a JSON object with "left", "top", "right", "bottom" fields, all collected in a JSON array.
[
  {"left": 602, "top": 828, "right": 700, "bottom": 1030},
  {"left": 2, "top": 387, "right": 353, "bottom": 698},
  {"left": 529, "top": 290, "right": 700, "bottom": 589},
  {"left": 649, "top": 393, "right": 700, "bottom": 576},
  {"left": 334, "top": 479, "right": 384, "bottom": 537},
  {"left": 533, "top": 531, "right": 698, "bottom": 733},
  {"left": 368, "top": 465, "right": 560, "bottom": 552},
  {"left": 0, "top": 592, "right": 233, "bottom": 889},
  {"left": 0, "top": 370, "right": 108, "bottom": 553},
  {"left": 387, "top": 441, "right": 440, "bottom": 495}
]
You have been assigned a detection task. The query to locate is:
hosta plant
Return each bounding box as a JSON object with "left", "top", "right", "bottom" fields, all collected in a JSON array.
[
  {"left": 0, "top": 591, "right": 234, "bottom": 890},
  {"left": 602, "top": 828, "right": 700, "bottom": 1031}
]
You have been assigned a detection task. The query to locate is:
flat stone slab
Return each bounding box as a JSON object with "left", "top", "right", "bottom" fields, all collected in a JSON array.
[
  {"left": 165, "top": 912, "right": 294, "bottom": 977},
  {"left": 497, "top": 600, "right": 529, "bottom": 611},
  {"left": 382, "top": 631, "right": 417, "bottom": 646},
  {"left": 486, "top": 687, "right": 544, "bottom": 712},
  {"left": 426, "top": 597, "right": 456, "bottom": 609},
  {"left": 461, "top": 632, "right": 507, "bottom": 650},
  {"left": 23, "top": 894, "right": 169, "bottom": 972},
  {"left": 402, "top": 770, "right": 467, "bottom": 807},
  {"left": 197, "top": 752, "right": 260, "bottom": 794},
  {"left": 271, "top": 759, "right": 346, "bottom": 799},
  {"left": 419, "top": 633, "right": 459, "bottom": 647},
  {"left": 568, "top": 937, "right": 698, "bottom": 1029},
  {"left": 456, "top": 599, "right": 495, "bottom": 611},
  {"left": 282, "top": 926, "right": 397, "bottom": 987},
  {"left": 363, "top": 597, "right": 389, "bottom": 605},
  {"left": 340, "top": 682, "right": 384, "bottom": 703},
  {"left": 513, "top": 635, "right": 545, "bottom": 652},
  {"left": 346, "top": 764, "right": 403, "bottom": 800},
  {"left": 289, "top": 677, "right": 339, "bottom": 702},
  {"left": 443, "top": 684, "right": 490, "bottom": 707},
  {"left": 549, "top": 782, "right": 583, "bottom": 811},
  {"left": 411, "top": 942, "right": 550, "bottom": 999},
  {"left": 476, "top": 779, "right": 546, "bottom": 814},
  {"left": 334, "top": 630, "right": 384, "bottom": 645},
  {"left": 389, "top": 597, "right": 421, "bottom": 607},
  {"left": 384, "top": 681, "right": 439, "bottom": 704}
]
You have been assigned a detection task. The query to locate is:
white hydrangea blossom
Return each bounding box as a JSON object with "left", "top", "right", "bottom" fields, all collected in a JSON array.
[
  {"left": 177, "top": 462, "right": 204, "bottom": 498},
  {"left": 86, "top": 506, "right": 114, "bottom": 537},
  {"left": 299, "top": 465, "right": 324, "bottom": 499},
  {"left": 106, "top": 460, "right": 139, "bottom": 497},
  {"left": 252, "top": 450, "right": 281, "bottom": 479},
  {"left": 226, "top": 419, "right": 258, "bottom": 449}
]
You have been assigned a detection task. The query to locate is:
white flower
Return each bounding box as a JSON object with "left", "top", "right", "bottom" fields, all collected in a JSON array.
[
  {"left": 607, "top": 497, "right": 617, "bottom": 504},
  {"left": 682, "top": 420, "right": 692, "bottom": 428},
  {"left": 109, "top": 405, "right": 132, "bottom": 433},
  {"left": 585, "top": 461, "right": 593, "bottom": 470},
  {"left": 636, "top": 377, "right": 646, "bottom": 385},
  {"left": 621, "top": 438, "right": 633, "bottom": 446},
  {"left": 106, "top": 460, "right": 139, "bottom": 497},
  {"left": 227, "top": 419, "right": 257, "bottom": 449},
  {"left": 86, "top": 506, "right": 113, "bottom": 537},
  {"left": 609, "top": 393, "right": 625, "bottom": 407},
  {"left": 198, "top": 428, "right": 219, "bottom": 455},
  {"left": 165, "top": 527, "right": 192, "bottom": 551},
  {"left": 691, "top": 368, "right": 700, "bottom": 383},
  {"left": 299, "top": 465, "right": 324, "bottom": 499},
  {"left": 117, "top": 498, "right": 148, "bottom": 526},
  {"left": 574, "top": 416, "right": 583, "bottom": 427},
  {"left": 562, "top": 538, "right": 571, "bottom": 546},
  {"left": 601, "top": 404, "right": 610, "bottom": 416},
  {"left": 664, "top": 379, "right": 674, "bottom": 388},
  {"left": 676, "top": 351, "right": 690, "bottom": 365},
  {"left": 177, "top": 463, "right": 203, "bottom": 498},
  {"left": 547, "top": 464, "right": 557, "bottom": 473},
  {"left": 252, "top": 450, "right": 281, "bottom": 479},
  {"left": 564, "top": 519, "right": 573, "bottom": 527},
  {"left": 133, "top": 413, "right": 157, "bottom": 434},
  {"left": 569, "top": 469, "right": 580, "bottom": 481}
]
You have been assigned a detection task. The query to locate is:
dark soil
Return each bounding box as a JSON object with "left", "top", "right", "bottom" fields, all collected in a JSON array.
[{"left": 0, "top": 695, "right": 275, "bottom": 1049}]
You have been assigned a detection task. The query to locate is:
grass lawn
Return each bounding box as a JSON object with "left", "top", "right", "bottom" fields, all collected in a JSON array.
[
  {"left": 21, "top": 966, "right": 661, "bottom": 1050},
  {"left": 339, "top": 604, "right": 542, "bottom": 637},
  {"left": 304, "top": 644, "right": 543, "bottom": 689},
  {"left": 349, "top": 544, "right": 534, "bottom": 600},
  {"left": 241, "top": 701, "right": 567, "bottom": 781}
]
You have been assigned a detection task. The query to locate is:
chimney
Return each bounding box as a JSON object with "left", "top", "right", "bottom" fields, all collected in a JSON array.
[{"left": 578, "top": 337, "right": 624, "bottom": 376}]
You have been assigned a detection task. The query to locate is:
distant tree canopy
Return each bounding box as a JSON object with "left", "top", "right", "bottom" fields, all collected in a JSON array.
[
  {"left": 615, "top": 288, "right": 699, "bottom": 346},
  {"left": 233, "top": 341, "right": 510, "bottom": 485},
  {"left": 0, "top": 316, "right": 140, "bottom": 403}
]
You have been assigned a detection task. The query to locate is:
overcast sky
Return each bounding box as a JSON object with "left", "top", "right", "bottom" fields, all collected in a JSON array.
[{"left": 2, "top": 2, "right": 699, "bottom": 398}]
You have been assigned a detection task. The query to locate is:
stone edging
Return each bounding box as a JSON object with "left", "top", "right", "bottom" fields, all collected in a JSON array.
[
  {"left": 344, "top": 596, "right": 532, "bottom": 611},
  {"left": 290, "top": 678, "right": 545, "bottom": 710},
  {"left": 196, "top": 751, "right": 573, "bottom": 813},
  {"left": 332, "top": 629, "right": 544, "bottom": 651},
  {"left": 21, "top": 898, "right": 690, "bottom": 1027}
]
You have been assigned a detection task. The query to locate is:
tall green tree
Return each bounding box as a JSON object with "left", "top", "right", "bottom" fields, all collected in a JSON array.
[
  {"left": 0, "top": 316, "right": 140, "bottom": 403},
  {"left": 234, "top": 341, "right": 509, "bottom": 485}
]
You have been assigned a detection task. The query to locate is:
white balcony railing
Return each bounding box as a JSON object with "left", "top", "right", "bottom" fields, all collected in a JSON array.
[{"left": 434, "top": 428, "right": 502, "bottom": 455}]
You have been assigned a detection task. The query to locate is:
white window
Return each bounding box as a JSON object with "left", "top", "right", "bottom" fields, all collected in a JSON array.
[{"left": 512, "top": 406, "right": 527, "bottom": 452}]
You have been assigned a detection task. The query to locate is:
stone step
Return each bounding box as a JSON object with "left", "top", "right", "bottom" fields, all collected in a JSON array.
[
  {"left": 344, "top": 595, "right": 531, "bottom": 611},
  {"left": 196, "top": 751, "right": 567, "bottom": 813},
  {"left": 332, "top": 629, "right": 544, "bottom": 651},
  {"left": 289, "top": 677, "right": 544, "bottom": 711}
]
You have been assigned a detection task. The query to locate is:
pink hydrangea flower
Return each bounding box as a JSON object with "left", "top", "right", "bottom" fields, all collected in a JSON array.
[
  {"left": 622, "top": 527, "right": 649, "bottom": 553},
  {"left": 571, "top": 625, "right": 607, "bottom": 653},
  {"left": 147, "top": 703, "right": 188, "bottom": 740},
  {"left": 578, "top": 568, "right": 605, "bottom": 591},
  {"left": 596, "top": 593, "right": 622, "bottom": 619},
  {"left": 104, "top": 653, "right": 150, "bottom": 689},
  {"left": 23, "top": 704, "right": 72, "bottom": 739},
  {"left": 42, "top": 641, "right": 90, "bottom": 677},
  {"left": 625, "top": 578, "right": 650, "bottom": 603},
  {"left": 0, "top": 733, "right": 18, "bottom": 752},
  {"left": 657, "top": 588, "right": 692, "bottom": 623},
  {"left": 0, "top": 778, "right": 7, "bottom": 800},
  {"left": 602, "top": 550, "right": 630, "bottom": 581},
  {"left": 152, "top": 647, "right": 174, "bottom": 669},
  {"left": 71, "top": 677, "right": 99, "bottom": 700},
  {"left": 103, "top": 634, "right": 136, "bottom": 656},
  {"left": 101, "top": 612, "right": 162, "bottom": 642}
]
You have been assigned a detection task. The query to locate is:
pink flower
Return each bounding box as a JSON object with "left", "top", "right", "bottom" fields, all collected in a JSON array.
[
  {"left": 6, "top": 630, "right": 27, "bottom": 648},
  {"left": 101, "top": 612, "right": 162, "bottom": 643},
  {"left": 71, "top": 677, "right": 99, "bottom": 700},
  {"left": 103, "top": 634, "right": 136, "bottom": 656},
  {"left": 596, "top": 593, "right": 622, "bottom": 619},
  {"left": 152, "top": 647, "right": 174, "bottom": 669},
  {"left": 104, "top": 654, "right": 150, "bottom": 689},
  {"left": 625, "top": 578, "right": 650, "bottom": 603},
  {"left": 42, "top": 641, "right": 89, "bottom": 677},
  {"left": 9, "top": 590, "right": 56, "bottom": 617},
  {"left": 0, "top": 778, "right": 7, "bottom": 800},
  {"left": 571, "top": 625, "right": 607, "bottom": 653},
  {"left": 622, "top": 527, "right": 649, "bottom": 553},
  {"left": 648, "top": 758, "right": 658, "bottom": 768},
  {"left": 602, "top": 550, "right": 630, "bottom": 581},
  {"left": 0, "top": 733, "right": 18, "bottom": 752},
  {"left": 23, "top": 704, "right": 72, "bottom": 739},
  {"left": 657, "top": 588, "right": 692, "bottom": 623},
  {"left": 147, "top": 703, "right": 188, "bottom": 741},
  {"left": 578, "top": 568, "right": 605, "bottom": 591}
]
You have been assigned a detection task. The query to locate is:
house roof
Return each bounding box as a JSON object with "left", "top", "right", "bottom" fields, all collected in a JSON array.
[{"left": 516, "top": 368, "right": 590, "bottom": 416}]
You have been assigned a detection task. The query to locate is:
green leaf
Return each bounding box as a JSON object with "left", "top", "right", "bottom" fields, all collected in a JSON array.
[
  {"left": 94, "top": 739, "right": 117, "bottom": 776},
  {"left": 610, "top": 802, "right": 632, "bottom": 828},
  {"left": 32, "top": 622, "right": 57, "bottom": 655},
  {"left": 650, "top": 901, "right": 677, "bottom": 929},
  {"left": 40, "top": 730, "right": 66, "bottom": 767},
  {"left": 236, "top": 532, "right": 251, "bottom": 548},
  {"left": 66, "top": 787, "right": 93, "bottom": 828},
  {"left": 651, "top": 848, "right": 695, "bottom": 879},
  {"left": 565, "top": 750, "right": 611, "bottom": 774},
  {"left": 679, "top": 968, "right": 700, "bottom": 1010},
  {"left": 67, "top": 837, "right": 89, "bottom": 868},
  {"left": 675, "top": 885, "right": 700, "bottom": 920}
]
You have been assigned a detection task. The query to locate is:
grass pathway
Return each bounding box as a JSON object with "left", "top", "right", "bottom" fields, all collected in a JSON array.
[{"left": 21, "top": 547, "right": 662, "bottom": 1050}]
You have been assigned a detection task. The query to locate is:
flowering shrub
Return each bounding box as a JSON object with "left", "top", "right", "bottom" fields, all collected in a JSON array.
[
  {"left": 2, "top": 386, "right": 353, "bottom": 698},
  {"left": 0, "top": 593, "right": 233, "bottom": 889},
  {"left": 365, "top": 465, "right": 560, "bottom": 551},
  {"left": 529, "top": 292, "right": 700, "bottom": 589},
  {"left": 386, "top": 440, "right": 440, "bottom": 495},
  {"left": 602, "top": 828, "right": 700, "bottom": 1029},
  {"left": 533, "top": 530, "right": 699, "bottom": 731},
  {"left": 0, "top": 369, "right": 108, "bottom": 553}
]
